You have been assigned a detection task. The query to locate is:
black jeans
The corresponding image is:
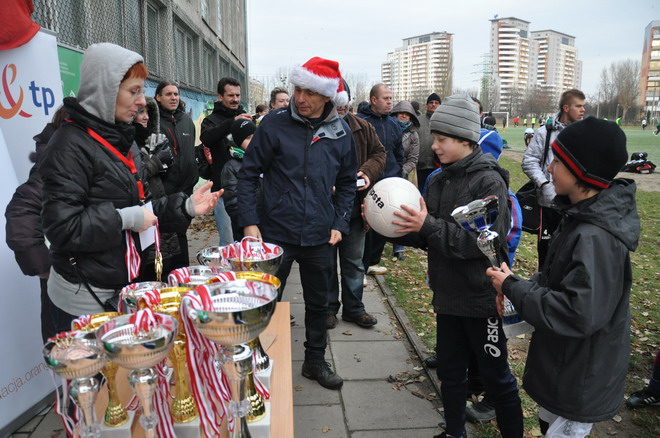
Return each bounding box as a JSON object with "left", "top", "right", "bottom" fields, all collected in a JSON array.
[
  {"left": 267, "top": 238, "right": 333, "bottom": 363},
  {"left": 436, "top": 314, "right": 523, "bottom": 438},
  {"left": 48, "top": 295, "right": 78, "bottom": 334},
  {"left": 362, "top": 228, "right": 387, "bottom": 270}
]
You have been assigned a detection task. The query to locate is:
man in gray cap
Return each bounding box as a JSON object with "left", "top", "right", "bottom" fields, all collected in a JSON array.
[
  {"left": 416, "top": 92, "right": 441, "bottom": 191},
  {"left": 386, "top": 95, "right": 523, "bottom": 438}
]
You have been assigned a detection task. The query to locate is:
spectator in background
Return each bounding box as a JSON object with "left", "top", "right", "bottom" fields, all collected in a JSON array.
[
  {"left": 269, "top": 87, "right": 290, "bottom": 110},
  {"left": 201, "top": 77, "right": 252, "bottom": 244},
  {"left": 253, "top": 104, "right": 267, "bottom": 123},
  {"left": 5, "top": 106, "right": 66, "bottom": 342},
  {"left": 524, "top": 127, "right": 535, "bottom": 147},
  {"left": 416, "top": 93, "right": 441, "bottom": 192},
  {"left": 155, "top": 81, "right": 198, "bottom": 271},
  {"left": 358, "top": 84, "right": 404, "bottom": 276},
  {"left": 390, "top": 100, "right": 419, "bottom": 261},
  {"left": 410, "top": 100, "right": 421, "bottom": 116}
]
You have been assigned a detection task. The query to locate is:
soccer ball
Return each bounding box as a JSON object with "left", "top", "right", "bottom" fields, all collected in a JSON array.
[{"left": 363, "top": 177, "right": 422, "bottom": 238}]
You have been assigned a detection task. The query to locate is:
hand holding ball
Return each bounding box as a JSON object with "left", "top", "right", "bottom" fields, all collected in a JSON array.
[{"left": 363, "top": 177, "right": 422, "bottom": 237}]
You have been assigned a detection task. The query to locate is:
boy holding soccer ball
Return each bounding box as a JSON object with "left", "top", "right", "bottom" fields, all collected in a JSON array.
[{"left": 384, "top": 95, "right": 523, "bottom": 438}]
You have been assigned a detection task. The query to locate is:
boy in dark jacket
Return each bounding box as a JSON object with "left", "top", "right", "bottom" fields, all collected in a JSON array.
[
  {"left": 387, "top": 95, "right": 523, "bottom": 438},
  {"left": 488, "top": 117, "right": 640, "bottom": 437},
  {"left": 221, "top": 119, "right": 256, "bottom": 241}
]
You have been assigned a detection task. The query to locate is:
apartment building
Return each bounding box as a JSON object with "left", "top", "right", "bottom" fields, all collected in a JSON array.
[
  {"left": 640, "top": 20, "right": 660, "bottom": 118},
  {"left": 530, "top": 30, "right": 582, "bottom": 104},
  {"left": 381, "top": 32, "right": 452, "bottom": 102}
]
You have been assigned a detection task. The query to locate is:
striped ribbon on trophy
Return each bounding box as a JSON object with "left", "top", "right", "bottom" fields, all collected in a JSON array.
[{"left": 182, "top": 286, "right": 232, "bottom": 437}]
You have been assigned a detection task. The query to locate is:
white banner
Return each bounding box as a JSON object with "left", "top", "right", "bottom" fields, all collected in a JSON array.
[{"left": 0, "top": 30, "right": 64, "bottom": 432}]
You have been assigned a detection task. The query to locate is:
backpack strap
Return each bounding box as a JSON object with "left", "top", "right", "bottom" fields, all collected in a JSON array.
[{"left": 541, "top": 123, "right": 553, "bottom": 168}]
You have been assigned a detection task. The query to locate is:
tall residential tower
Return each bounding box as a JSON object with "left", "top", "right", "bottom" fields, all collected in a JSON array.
[{"left": 640, "top": 20, "right": 660, "bottom": 119}]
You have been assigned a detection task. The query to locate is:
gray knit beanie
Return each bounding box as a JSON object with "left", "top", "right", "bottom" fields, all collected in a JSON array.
[{"left": 429, "top": 94, "right": 481, "bottom": 143}]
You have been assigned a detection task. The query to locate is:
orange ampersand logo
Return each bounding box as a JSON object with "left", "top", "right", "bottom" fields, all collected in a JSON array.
[{"left": 0, "top": 64, "right": 32, "bottom": 119}]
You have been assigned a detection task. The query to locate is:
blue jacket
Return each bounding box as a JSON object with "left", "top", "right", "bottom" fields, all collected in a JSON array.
[
  {"left": 237, "top": 100, "right": 357, "bottom": 246},
  {"left": 357, "top": 105, "right": 404, "bottom": 179}
]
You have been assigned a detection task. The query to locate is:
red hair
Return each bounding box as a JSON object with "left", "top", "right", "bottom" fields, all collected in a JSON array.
[{"left": 121, "top": 62, "right": 148, "bottom": 82}]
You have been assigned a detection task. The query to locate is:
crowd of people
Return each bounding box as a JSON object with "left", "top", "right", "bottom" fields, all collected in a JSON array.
[{"left": 4, "top": 42, "right": 652, "bottom": 438}]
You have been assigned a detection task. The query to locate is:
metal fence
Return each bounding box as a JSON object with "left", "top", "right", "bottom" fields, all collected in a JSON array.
[{"left": 31, "top": 0, "right": 247, "bottom": 95}]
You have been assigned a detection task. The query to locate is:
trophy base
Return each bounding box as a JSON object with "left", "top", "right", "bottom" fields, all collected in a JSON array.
[
  {"left": 503, "top": 320, "right": 535, "bottom": 338},
  {"left": 255, "top": 359, "right": 274, "bottom": 389},
  {"left": 99, "top": 409, "right": 135, "bottom": 437},
  {"left": 173, "top": 416, "right": 201, "bottom": 438},
  {"left": 247, "top": 401, "right": 272, "bottom": 438}
]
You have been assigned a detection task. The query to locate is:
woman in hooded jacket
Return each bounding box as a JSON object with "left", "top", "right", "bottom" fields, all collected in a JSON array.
[
  {"left": 390, "top": 101, "right": 420, "bottom": 261},
  {"left": 39, "top": 43, "right": 221, "bottom": 332}
]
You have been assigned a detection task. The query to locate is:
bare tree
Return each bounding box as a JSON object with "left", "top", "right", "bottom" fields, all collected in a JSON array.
[
  {"left": 343, "top": 72, "right": 370, "bottom": 106},
  {"left": 595, "top": 59, "right": 640, "bottom": 122}
]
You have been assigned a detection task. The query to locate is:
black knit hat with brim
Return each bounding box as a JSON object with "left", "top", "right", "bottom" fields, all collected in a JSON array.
[{"left": 552, "top": 116, "right": 627, "bottom": 189}]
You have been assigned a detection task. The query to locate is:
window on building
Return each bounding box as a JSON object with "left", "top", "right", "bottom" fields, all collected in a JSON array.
[
  {"left": 202, "top": 43, "right": 218, "bottom": 92},
  {"left": 145, "top": 2, "right": 161, "bottom": 75},
  {"left": 201, "top": 0, "right": 209, "bottom": 22},
  {"left": 174, "top": 21, "right": 198, "bottom": 86},
  {"left": 216, "top": 0, "right": 223, "bottom": 36}
]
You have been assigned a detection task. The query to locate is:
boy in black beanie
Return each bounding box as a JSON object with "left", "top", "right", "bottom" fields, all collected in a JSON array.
[{"left": 488, "top": 117, "right": 641, "bottom": 437}]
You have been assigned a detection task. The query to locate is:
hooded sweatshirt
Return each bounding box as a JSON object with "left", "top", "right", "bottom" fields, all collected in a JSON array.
[{"left": 503, "top": 179, "right": 640, "bottom": 422}]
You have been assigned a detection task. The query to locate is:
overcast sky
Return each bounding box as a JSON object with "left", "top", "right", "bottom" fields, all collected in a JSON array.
[{"left": 247, "top": 0, "right": 657, "bottom": 98}]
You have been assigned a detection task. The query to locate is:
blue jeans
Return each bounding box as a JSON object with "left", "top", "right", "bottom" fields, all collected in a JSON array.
[
  {"left": 266, "top": 238, "right": 333, "bottom": 363},
  {"left": 329, "top": 218, "right": 366, "bottom": 317},
  {"left": 436, "top": 314, "right": 523, "bottom": 438},
  {"left": 214, "top": 198, "right": 234, "bottom": 246},
  {"left": 393, "top": 244, "right": 404, "bottom": 254}
]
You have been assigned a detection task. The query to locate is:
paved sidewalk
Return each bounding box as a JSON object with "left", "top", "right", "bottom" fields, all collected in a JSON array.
[{"left": 11, "top": 215, "right": 445, "bottom": 437}]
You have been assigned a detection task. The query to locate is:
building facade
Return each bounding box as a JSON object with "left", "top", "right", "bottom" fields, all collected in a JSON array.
[
  {"left": 31, "top": 0, "right": 248, "bottom": 115},
  {"left": 381, "top": 32, "right": 452, "bottom": 102},
  {"left": 488, "top": 17, "right": 582, "bottom": 112},
  {"left": 640, "top": 20, "right": 660, "bottom": 120}
]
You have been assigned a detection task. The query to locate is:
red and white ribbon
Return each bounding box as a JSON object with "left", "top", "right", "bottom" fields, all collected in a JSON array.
[
  {"left": 125, "top": 231, "right": 141, "bottom": 282},
  {"left": 50, "top": 372, "right": 79, "bottom": 438},
  {"left": 153, "top": 360, "right": 176, "bottom": 438},
  {"left": 129, "top": 308, "right": 158, "bottom": 335},
  {"left": 220, "top": 236, "right": 282, "bottom": 261},
  {"left": 168, "top": 266, "right": 191, "bottom": 286},
  {"left": 182, "top": 285, "right": 232, "bottom": 436},
  {"left": 71, "top": 315, "right": 92, "bottom": 330}
]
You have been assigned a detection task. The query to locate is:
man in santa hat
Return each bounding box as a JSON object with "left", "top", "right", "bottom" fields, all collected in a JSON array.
[{"left": 237, "top": 57, "right": 357, "bottom": 390}]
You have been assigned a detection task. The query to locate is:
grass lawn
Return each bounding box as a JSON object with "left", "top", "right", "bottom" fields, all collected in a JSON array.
[
  {"left": 499, "top": 125, "right": 660, "bottom": 164},
  {"left": 381, "top": 154, "right": 660, "bottom": 437}
]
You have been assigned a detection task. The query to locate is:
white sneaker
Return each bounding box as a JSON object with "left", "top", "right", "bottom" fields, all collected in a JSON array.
[
  {"left": 367, "top": 265, "right": 388, "bottom": 275},
  {"left": 363, "top": 276, "right": 368, "bottom": 287}
]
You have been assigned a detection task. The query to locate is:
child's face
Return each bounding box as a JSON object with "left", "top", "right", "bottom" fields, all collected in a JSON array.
[
  {"left": 548, "top": 157, "right": 577, "bottom": 196},
  {"left": 431, "top": 133, "right": 472, "bottom": 164},
  {"left": 241, "top": 135, "right": 253, "bottom": 150}
]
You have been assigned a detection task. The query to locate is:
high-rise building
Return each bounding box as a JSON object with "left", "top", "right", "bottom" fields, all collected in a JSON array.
[
  {"left": 640, "top": 20, "right": 660, "bottom": 119},
  {"left": 488, "top": 17, "right": 582, "bottom": 112},
  {"left": 381, "top": 32, "right": 452, "bottom": 102},
  {"left": 489, "top": 17, "right": 532, "bottom": 111},
  {"left": 530, "top": 30, "right": 582, "bottom": 104}
]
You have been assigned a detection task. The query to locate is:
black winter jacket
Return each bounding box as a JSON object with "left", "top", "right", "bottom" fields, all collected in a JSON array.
[
  {"left": 159, "top": 105, "right": 198, "bottom": 195},
  {"left": 40, "top": 98, "right": 192, "bottom": 290},
  {"left": 502, "top": 179, "right": 640, "bottom": 422},
  {"left": 394, "top": 149, "right": 510, "bottom": 317},
  {"left": 357, "top": 105, "right": 404, "bottom": 179},
  {"left": 237, "top": 101, "right": 357, "bottom": 246},
  {"left": 5, "top": 124, "right": 55, "bottom": 276},
  {"left": 200, "top": 102, "right": 246, "bottom": 191}
]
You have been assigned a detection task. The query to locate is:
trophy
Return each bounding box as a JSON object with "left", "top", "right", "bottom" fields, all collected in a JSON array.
[
  {"left": 196, "top": 246, "right": 232, "bottom": 270},
  {"left": 141, "top": 286, "right": 199, "bottom": 423},
  {"left": 168, "top": 265, "right": 222, "bottom": 288},
  {"left": 451, "top": 196, "right": 525, "bottom": 326},
  {"left": 96, "top": 310, "right": 178, "bottom": 438},
  {"left": 184, "top": 277, "right": 278, "bottom": 437},
  {"left": 43, "top": 330, "right": 107, "bottom": 438},
  {"left": 119, "top": 281, "right": 167, "bottom": 314},
  {"left": 220, "top": 238, "right": 284, "bottom": 274},
  {"left": 73, "top": 312, "right": 129, "bottom": 428}
]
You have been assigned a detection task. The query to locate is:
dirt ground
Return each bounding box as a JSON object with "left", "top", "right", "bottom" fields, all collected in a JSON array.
[{"left": 503, "top": 150, "right": 660, "bottom": 192}]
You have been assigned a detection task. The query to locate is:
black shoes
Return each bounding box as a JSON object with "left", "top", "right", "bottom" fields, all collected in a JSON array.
[
  {"left": 626, "top": 388, "right": 660, "bottom": 409},
  {"left": 302, "top": 361, "right": 343, "bottom": 390},
  {"left": 342, "top": 312, "right": 377, "bottom": 327},
  {"left": 424, "top": 354, "right": 439, "bottom": 368},
  {"left": 326, "top": 314, "right": 338, "bottom": 329},
  {"left": 392, "top": 251, "right": 405, "bottom": 262},
  {"left": 465, "top": 399, "right": 496, "bottom": 423}
]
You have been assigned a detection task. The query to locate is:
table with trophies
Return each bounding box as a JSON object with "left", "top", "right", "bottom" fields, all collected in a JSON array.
[{"left": 43, "top": 238, "right": 294, "bottom": 438}]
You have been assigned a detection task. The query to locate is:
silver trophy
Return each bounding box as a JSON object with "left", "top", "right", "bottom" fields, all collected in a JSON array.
[
  {"left": 169, "top": 265, "right": 221, "bottom": 288},
  {"left": 187, "top": 277, "right": 278, "bottom": 437},
  {"left": 43, "top": 331, "right": 107, "bottom": 438},
  {"left": 221, "top": 240, "right": 284, "bottom": 275},
  {"left": 196, "top": 246, "right": 232, "bottom": 271},
  {"left": 451, "top": 195, "right": 525, "bottom": 326},
  {"left": 119, "top": 281, "right": 167, "bottom": 314},
  {"left": 96, "top": 313, "right": 178, "bottom": 438}
]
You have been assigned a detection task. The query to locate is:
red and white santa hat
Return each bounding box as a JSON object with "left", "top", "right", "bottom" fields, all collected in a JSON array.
[{"left": 290, "top": 57, "right": 349, "bottom": 107}]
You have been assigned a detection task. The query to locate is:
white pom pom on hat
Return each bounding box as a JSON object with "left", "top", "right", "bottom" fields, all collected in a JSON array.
[{"left": 289, "top": 57, "right": 348, "bottom": 107}]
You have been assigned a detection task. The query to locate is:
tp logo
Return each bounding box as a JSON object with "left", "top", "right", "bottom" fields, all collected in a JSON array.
[{"left": 1, "top": 64, "right": 56, "bottom": 119}]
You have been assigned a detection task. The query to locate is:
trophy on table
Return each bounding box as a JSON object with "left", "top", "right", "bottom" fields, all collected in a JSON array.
[
  {"left": 43, "top": 330, "right": 107, "bottom": 438},
  {"left": 73, "top": 312, "right": 129, "bottom": 428},
  {"left": 451, "top": 196, "right": 533, "bottom": 335},
  {"left": 119, "top": 281, "right": 167, "bottom": 314},
  {"left": 184, "top": 277, "right": 278, "bottom": 438},
  {"left": 96, "top": 310, "right": 178, "bottom": 438}
]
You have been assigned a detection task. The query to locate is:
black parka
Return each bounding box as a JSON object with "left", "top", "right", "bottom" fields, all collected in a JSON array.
[{"left": 159, "top": 104, "right": 198, "bottom": 195}]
